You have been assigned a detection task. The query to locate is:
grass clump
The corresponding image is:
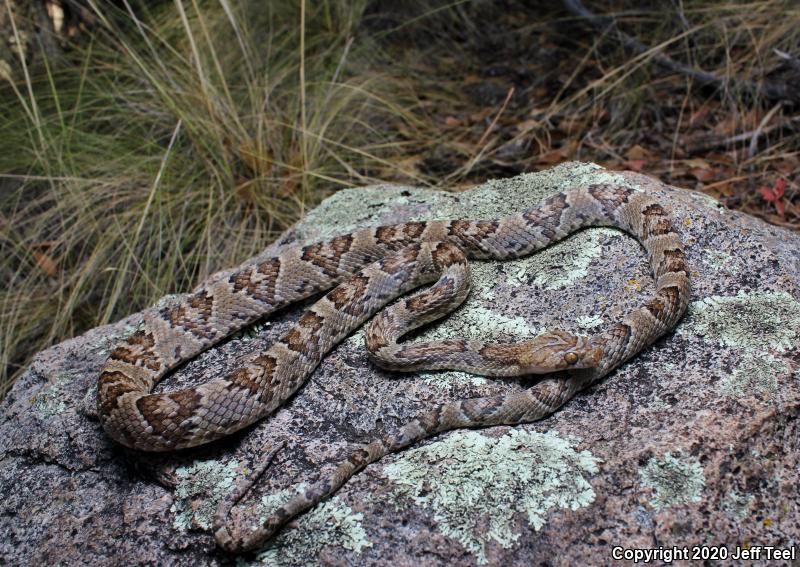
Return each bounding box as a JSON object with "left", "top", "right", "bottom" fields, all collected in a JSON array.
[{"left": 0, "top": 0, "right": 423, "bottom": 395}]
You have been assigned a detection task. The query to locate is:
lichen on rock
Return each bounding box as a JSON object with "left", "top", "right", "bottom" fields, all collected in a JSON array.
[
  {"left": 171, "top": 459, "right": 242, "bottom": 531},
  {"left": 245, "top": 484, "right": 372, "bottom": 566},
  {"left": 722, "top": 351, "right": 789, "bottom": 400},
  {"left": 679, "top": 291, "right": 800, "bottom": 352},
  {"left": 639, "top": 452, "right": 705, "bottom": 511},
  {"left": 382, "top": 429, "right": 600, "bottom": 565}
]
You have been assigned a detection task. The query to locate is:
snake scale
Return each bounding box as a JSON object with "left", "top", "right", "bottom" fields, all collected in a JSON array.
[{"left": 97, "top": 183, "right": 689, "bottom": 552}]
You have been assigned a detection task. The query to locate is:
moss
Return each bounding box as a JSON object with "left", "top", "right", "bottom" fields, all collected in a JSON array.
[
  {"left": 382, "top": 429, "right": 600, "bottom": 565},
  {"left": 639, "top": 452, "right": 705, "bottom": 511},
  {"left": 721, "top": 351, "right": 788, "bottom": 400},
  {"left": 678, "top": 291, "right": 800, "bottom": 352},
  {"left": 170, "top": 459, "right": 241, "bottom": 531},
  {"left": 242, "top": 484, "right": 372, "bottom": 566}
]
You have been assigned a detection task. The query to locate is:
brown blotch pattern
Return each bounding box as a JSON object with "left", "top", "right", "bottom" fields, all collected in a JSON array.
[
  {"left": 282, "top": 328, "right": 309, "bottom": 354},
  {"left": 298, "top": 311, "right": 325, "bottom": 333},
  {"left": 401, "top": 221, "right": 427, "bottom": 240},
  {"left": 376, "top": 221, "right": 427, "bottom": 247},
  {"left": 446, "top": 220, "right": 500, "bottom": 242},
  {"left": 609, "top": 323, "right": 632, "bottom": 342},
  {"left": 379, "top": 245, "right": 421, "bottom": 276},
  {"left": 301, "top": 234, "right": 354, "bottom": 277},
  {"left": 641, "top": 203, "right": 674, "bottom": 237},
  {"left": 347, "top": 448, "right": 371, "bottom": 468},
  {"left": 137, "top": 388, "right": 201, "bottom": 437},
  {"left": 230, "top": 258, "right": 281, "bottom": 305},
  {"left": 431, "top": 242, "right": 464, "bottom": 268},
  {"left": 644, "top": 297, "right": 666, "bottom": 319},
  {"left": 587, "top": 184, "right": 633, "bottom": 215},
  {"left": 660, "top": 248, "right": 688, "bottom": 275},
  {"left": 656, "top": 285, "right": 682, "bottom": 311},
  {"left": 164, "top": 292, "right": 217, "bottom": 339},
  {"left": 283, "top": 312, "right": 325, "bottom": 354},
  {"left": 326, "top": 275, "right": 371, "bottom": 317},
  {"left": 365, "top": 327, "right": 389, "bottom": 350},
  {"left": 98, "top": 370, "right": 140, "bottom": 413},
  {"left": 227, "top": 368, "right": 262, "bottom": 396},
  {"left": 523, "top": 192, "right": 568, "bottom": 224},
  {"left": 406, "top": 279, "right": 456, "bottom": 313},
  {"left": 109, "top": 330, "right": 160, "bottom": 371},
  {"left": 253, "top": 354, "right": 279, "bottom": 403}
]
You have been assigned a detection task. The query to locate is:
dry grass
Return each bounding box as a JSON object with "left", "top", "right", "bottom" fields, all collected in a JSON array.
[
  {"left": 0, "top": 0, "right": 428, "bottom": 395},
  {"left": 367, "top": 0, "right": 799, "bottom": 222}
]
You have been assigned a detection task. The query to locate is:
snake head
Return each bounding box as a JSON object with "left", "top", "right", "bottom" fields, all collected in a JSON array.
[{"left": 518, "top": 330, "right": 603, "bottom": 373}]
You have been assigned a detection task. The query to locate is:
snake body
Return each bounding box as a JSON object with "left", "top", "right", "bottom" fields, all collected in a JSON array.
[{"left": 97, "top": 183, "right": 689, "bottom": 552}]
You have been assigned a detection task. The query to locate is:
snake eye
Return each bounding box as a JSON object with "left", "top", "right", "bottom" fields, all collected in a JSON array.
[{"left": 564, "top": 352, "right": 579, "bottom": 364}]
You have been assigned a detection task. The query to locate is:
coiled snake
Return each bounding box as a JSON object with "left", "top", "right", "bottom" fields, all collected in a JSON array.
[{"left": 97, "top": 183, "right": 690, "bottom": 552}]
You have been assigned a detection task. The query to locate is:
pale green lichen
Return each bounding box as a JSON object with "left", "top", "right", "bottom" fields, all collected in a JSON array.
[
  {"left": 721, "top": 490, "right": 753, "bottom": 520},
  {"left": 576, "top": 314, "right": 603, "bottom": 330},
  {"left": 436, "top": 305, "right": 538, "bottom": 340},
  {"left": 647, "top": 396, "right": 671, "bottom": 412},
  {"left": 678, "top": 291, "right": 800, "bottom": 351},
  {"left": 241, "top": 484, "right": 372, "bottom": 566},
  {"left": 417, "top": 369, "right": 489, "bottom": 387},
  {"left": 525, "top": 228, "right": 619, "bottom": 291},
  {"left": 382, "top": 429, "right": 600, "bottom": 565},
  {"left": 639, "top": 452, "right": 705, "bottom": 511},
  {"left": 31, "top": 372, "right": 78, "bottom": 417},
  {"left": 300, "top": 184, "right": 445, "bottom": 241},
  {"left": 721, "top": 351, "right": 789, "bottom": 400},
  {"left": 702, "top": 248, "right": 737, "bottom": 274},
  {"left": 171, "top": 459, "right": 241, "bottom": 531}
]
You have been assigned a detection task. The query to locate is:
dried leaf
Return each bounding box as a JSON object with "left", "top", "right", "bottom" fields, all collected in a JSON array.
[
  {"left": 689, "top": 167, "right": 715, "bottom": 182},
  {"left": 625, "top": 145, "right": 657, "bottom": 160},
  {"left": 33, "top": 251, "right": 57, "bottom": 277},
  {"left": 536, "top": 140, "right": 577, "bottom": 164},
  {"left": 625, "top": 159, "right": 647, "bottom": 172}
]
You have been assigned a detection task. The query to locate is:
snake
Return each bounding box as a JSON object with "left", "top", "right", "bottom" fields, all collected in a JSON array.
[{"left": 96, "top": 182, "right": 690, "bottom": 552}]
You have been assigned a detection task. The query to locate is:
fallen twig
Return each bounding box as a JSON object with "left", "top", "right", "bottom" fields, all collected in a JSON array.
[
  {"left": 685, "top": 115, "right": 800, "bottom": 154},
  {"left": 563, "top": 0, "right": 800, "bottom": 104}
]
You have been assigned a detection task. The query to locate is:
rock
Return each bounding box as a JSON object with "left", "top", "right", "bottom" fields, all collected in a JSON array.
[{"left": 1, "top": 162, "right": 798, "bottom": 566}]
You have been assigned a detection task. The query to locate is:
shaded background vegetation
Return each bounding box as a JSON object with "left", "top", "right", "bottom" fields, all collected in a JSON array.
[{"left": 1, "top": 0, "right": 798, "bottom": 397}]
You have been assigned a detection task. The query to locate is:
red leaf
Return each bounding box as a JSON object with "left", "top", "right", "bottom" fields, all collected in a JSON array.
[
  {"left": 773, "top": 178, "right": 786, "bottom": 198},
  {"left": 759, "top": 178, "right": 787, "bottom": 218}
]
